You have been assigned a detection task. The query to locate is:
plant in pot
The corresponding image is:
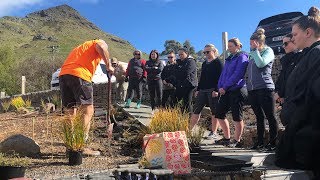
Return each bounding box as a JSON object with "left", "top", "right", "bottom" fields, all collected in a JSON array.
[
  {"left": 187, "top": 126, "right": 205, "bottom": 153},
  {"left": 61, "top": 111, "right": 87, "bottom": 166},
  {"left": 0, "top": 153, "right": 30, "bottom": 180}
]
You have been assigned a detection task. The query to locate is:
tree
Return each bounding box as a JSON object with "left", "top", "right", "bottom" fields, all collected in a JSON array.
[
  {"left": 161, "top": 40, "right": 182, "bottom": 55},
  {"left": 183, "top": 40, "right": 195, "bottom": 55}
]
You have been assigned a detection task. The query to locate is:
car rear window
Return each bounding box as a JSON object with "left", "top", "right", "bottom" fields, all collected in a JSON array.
[{"left": 258, "top": 12, "right": 303, "bottom": 26}]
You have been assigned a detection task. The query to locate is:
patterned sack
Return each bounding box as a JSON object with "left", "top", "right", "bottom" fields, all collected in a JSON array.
[{"left": 143, "top": 131, "right": 191, "bottom": 174}]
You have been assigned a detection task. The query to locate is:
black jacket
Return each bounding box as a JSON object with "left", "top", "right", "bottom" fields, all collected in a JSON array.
[
  {"left": 145, "top": 59, "right": 164, "bottom": 81},
  {"left": 276, "top": 41, "right": 320, "bottom": 172},
  {"left": 275, "top": 51, "right": 302, "bottom": 98},
  {"left": 174, "top": 58, "right": 198, "bottom": 89},
  {"left": 197, "top": 58, "right": 223, "bottom": 91},
  {"left": 161, "top": 62, "right": 176, "bottom": 84}
]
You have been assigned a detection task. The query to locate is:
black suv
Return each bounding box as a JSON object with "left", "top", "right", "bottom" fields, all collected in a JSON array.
[{"left": 257, "top": 12, "right": 303, "bottom": 55}]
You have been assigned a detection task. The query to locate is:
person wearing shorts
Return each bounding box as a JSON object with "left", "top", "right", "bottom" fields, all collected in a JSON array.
[
  {"left": 214, "top": 38, "right": 249, "bottom": 148},
  {"left": 59, "top": 39, "right": 114, "bottom": 154},
  {"left": 190, "top": 44, "right": 223, "bottom": 139}
]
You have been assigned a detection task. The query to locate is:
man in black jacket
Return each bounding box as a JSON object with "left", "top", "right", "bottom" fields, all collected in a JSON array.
[{"left": 161, "top": 50, "right": 177, "bottom": 108}]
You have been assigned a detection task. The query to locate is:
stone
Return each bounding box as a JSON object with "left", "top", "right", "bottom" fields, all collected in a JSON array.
[{"left": 0, "top": 134, "right": 40, "bottom": 157}]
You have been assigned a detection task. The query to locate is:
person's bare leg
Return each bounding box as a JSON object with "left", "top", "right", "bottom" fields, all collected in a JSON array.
[
  {"left": 190, "top": 114, "right": 200, "bottom": 130},
  {"left": 234, "top": 120, "right": 244, "bottom": 142},
  {"left": 79, "top": 104, "right": 94, "bottom": 136},
  {"left": 211, "top": 116, "right": 219, "bottom": 133},
  {"left": 217, "top": 118, "right": 230, "bottom": 139}
]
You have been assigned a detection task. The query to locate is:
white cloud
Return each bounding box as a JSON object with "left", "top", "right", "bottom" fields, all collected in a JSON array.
[{"left": 0, "top": 0, "right": 44, "bottom": 17}]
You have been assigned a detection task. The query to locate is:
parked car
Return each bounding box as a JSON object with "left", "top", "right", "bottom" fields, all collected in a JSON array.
[
  {"left": 51, "top": 60, "right": 127, "bottom": 90},
  {"left": 257, "top": 11, "right": 303, "bottom": 55}
]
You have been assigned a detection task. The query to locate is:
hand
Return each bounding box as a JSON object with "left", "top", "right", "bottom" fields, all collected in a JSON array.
[
  {"left": 163, "top": 80, "right": 167, "bottom": 85},
  {"left": 274, "top": 93, "right": 280, "bottom": 101},
  {"left": 219, "top": 88, "right": 226, "bottom": 95},
  {"left": 194, "top": 91, "right": 199, "bottom": 97},
  {"left": 107, "top": 66, "right": 114, "bottom": 74},
  {"left": 142, "top": 77, "right": 147, "bottom": 83},
  {"left": 250, "top": 40, "right": 259, "bottom": 50},
  {"left": 212, "top": 91, "right": 219, "bottom": 97},
  {"left": 278, "top": 98, "right": 285, "bottom": 104},
  {"left": 125, "top": 76, "right": 129, "bottom": 82}
]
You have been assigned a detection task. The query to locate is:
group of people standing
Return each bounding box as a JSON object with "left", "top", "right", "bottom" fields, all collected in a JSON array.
[{"left": 58, "top": 6, "right": 320, "bottom": 174}]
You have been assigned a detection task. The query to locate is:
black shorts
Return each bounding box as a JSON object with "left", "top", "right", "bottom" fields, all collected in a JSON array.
[
  {"left": 59, "top": 74, "right": 93, "bottom": 108},
  {"left": 193, "top": 90, "right": 218, "bottom": 115},
  {"left": 215, "top": 87, "right": 247, "bottom": 121}
]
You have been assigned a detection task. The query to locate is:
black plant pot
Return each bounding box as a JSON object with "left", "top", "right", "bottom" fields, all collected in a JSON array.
[
  {"left": 0, "top": 166, "right": 26, "bottom": 180},
  {"left": 68, "top": 150, "right": 83, "bottom": 166}
]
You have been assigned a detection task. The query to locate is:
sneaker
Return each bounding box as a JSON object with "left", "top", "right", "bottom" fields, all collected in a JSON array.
[
  {"left": 250, "top": 142, "right": 264, "bottom": 150},
  {"left": 215, "top": 138, "right": 230, "bottom": 146},
  {"left": 83, "top": 148, "right": 101, "bottom": 157},
  {"left": 124, "top": 99, "right": 131, "bottom": 108},
  {"left": 228, "top": 139, "right": 241, "bottom": 148},
  {"left": 265, "top": 143, "right": 276, "bottom": 152},
  {"left": 136, "top": 100, "right": 141, "bottom": 109},
  {"left": 206, "top": 131, "right": 220, "bottom": 140}
]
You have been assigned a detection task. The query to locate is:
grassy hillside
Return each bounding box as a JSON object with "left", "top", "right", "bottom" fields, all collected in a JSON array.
[{"left": 0, "top": 4, "right": 137, "bottom": 95}]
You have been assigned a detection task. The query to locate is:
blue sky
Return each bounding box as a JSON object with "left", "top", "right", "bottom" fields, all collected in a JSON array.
[{"left": 0, "top": 0, "right": 319, "bottom": 55}]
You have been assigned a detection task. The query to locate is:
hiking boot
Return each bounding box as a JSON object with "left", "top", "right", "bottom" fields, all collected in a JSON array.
[
  {"left": 206, "top": 131, "right": 220, "bottom": 140},
  {"left": 83, "top": 148, "right": 101, "bottom": 157},
  {"left": 215, "top": 138, "right": 230, "bottom": 146},
  {"left": 228, "top": 139, "right": 242, "bottom": 148},
  {"left": 124, "top": 99, "right": 131, "bottom": 108},
  {"left": 250, "top": 142, "right": 264, "bottom": 150},
  {"left": 136, "top": 100, "right": 141, "bottom": 109}
]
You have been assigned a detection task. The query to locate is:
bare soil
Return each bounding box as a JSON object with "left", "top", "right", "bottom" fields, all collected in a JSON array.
[{"left": 0, "top": 108, "right": 143, "bottom": 179}]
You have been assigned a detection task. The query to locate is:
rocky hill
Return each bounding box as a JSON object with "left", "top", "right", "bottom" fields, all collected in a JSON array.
[{"left": 0, "top": 4, "right": 135, "bottom": 62}]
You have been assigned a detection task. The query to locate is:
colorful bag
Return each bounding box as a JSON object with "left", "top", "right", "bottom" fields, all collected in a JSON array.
[{"left": 143, "top": 131, "right": 191, "bottom": 174}]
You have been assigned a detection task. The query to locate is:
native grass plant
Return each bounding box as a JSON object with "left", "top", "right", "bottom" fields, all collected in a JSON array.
[
  {"left": 24, "top": 98, "right": 32, "bottom": 108},
  {"left": 0, "top": 153, "right": 30, "bottom": 167},
  {"left": 10, "top": 97, "right": 25, "bottom": 110},
  {"left": 1, "top": 100, "right": 11, "bottom": 112},
  {"left": 187, "top": 126, "right": 205, "bottom": 149},
  {"left": 51, "top": 94, "right": 61, "bottom": 109},
  {"left": 61, "top": 111, "right": 87, "bottom": 152},
  {"left": 148, "top": 106, "right": 189, "bottom": 134}
]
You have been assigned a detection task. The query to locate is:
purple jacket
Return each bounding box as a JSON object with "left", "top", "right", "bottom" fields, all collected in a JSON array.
[{"left": 218, "top": 51, "right": 249, "bottom": 91}]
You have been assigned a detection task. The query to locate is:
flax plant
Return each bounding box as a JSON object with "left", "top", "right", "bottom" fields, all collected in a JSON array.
[
  {"left": 1, "top": 100, "right": 11, "bottom": 112},
  {"left": 25, "top": 98, "right": 32, "bottom": 108},
  {"left": 61, "top": 110, "right": 87, "bottom": 151},
  {"left": 51, "top": 94, "right": 61, "bottom": 109}
]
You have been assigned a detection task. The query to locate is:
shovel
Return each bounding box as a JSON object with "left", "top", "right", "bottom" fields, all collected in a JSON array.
[{"left": 106, "top": 71, "right": 114, "bottom": 141}]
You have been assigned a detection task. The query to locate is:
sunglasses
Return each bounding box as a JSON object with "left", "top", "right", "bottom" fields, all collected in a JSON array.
[
  {"left": 167, "top": 56, "right": 174, "bottom": 59},
  {"left": 282, "top": 41, "right": 291, "bottom": 47},
  {"left": 134, "top": 53, "right": 141, "bottom": 55},
  {"left": 203, "top": 51, "right": 211, "bottom": 54}
]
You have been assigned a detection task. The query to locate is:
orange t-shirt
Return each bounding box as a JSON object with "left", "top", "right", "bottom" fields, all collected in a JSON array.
[{"left": 59, "top": 40, "right": 103, "bottom": 82}]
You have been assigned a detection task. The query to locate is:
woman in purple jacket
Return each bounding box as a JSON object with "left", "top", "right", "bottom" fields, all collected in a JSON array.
[{"left": 214, "top": 38, "right": 249, "bottom": 147}]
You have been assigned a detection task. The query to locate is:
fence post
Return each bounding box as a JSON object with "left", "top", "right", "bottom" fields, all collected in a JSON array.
[
  {"left": 222, "top": 32, "right": 228, "bottom": 63},
  {"left": 22, "top": 76, "right": 26, "bottom": 95},
  {"left": 0, "top": 91, "right": 5, "bottom": 98}
]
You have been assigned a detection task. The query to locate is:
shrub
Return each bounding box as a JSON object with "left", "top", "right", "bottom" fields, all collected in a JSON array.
[
  {"left": 51, "top": 94, "right": 61, "bottom": 109},
  {"left": 25, "top": 98, "right": 32, "bottom": 108},
  {"left": 61, "top": 110, "right": 87, "bottom": 151},
  {"left": 11, "top": 97, "right": 25, "bottom": 110},
  {"left": 1, "top": 100, "right": 11, "bottom": 112},
  {"left": 148, "top": 106, "right": 189, "bottom": 134},
  {"left": 187, "top": 126, "right": 205, "bottom": 148}
]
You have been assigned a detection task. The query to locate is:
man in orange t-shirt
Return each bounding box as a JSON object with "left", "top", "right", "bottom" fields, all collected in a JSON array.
[{"left": 59, "top": 39, "right": 114, "bottom": 152}]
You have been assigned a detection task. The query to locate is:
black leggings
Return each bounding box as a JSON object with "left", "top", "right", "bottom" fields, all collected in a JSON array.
[
  {"left": 174, "top": 87, "right": 195, "bottom": 113},
  {"left": 162, "top": 89, "right": 176, "bottom": 108},
  {"left": 127, "top": 78, "right": 143, "bottom": 101},
  {"left": 248, "top": 88, "right": 279, "bottom": 144},
  {"left": 148, "top": 79, "right": 163, "bottom": 110}
]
